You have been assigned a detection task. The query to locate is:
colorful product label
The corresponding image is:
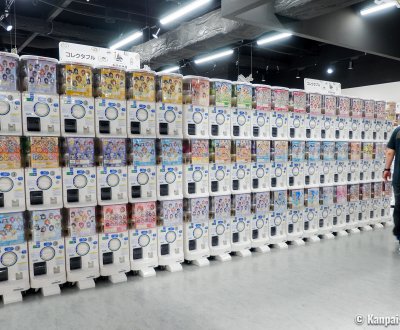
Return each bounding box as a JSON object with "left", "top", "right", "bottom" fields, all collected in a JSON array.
[
  {"left": 336, "top": 142, "right": 349, "bottom": 161},
  {"left": 160, "top": 200, "right": 183, "bottom": 226},
  {"left": 212, "top": 195, "right": 231, "bottom": 219},
  {"left": 131, "top": 202, "right": 157, "bottom": 229},
  {"left": 349, "top": 185, "right": 360, "bottom": 202},
  {"left": 364, "top": 100, "right": 375, "bottom": 118},
  {"left": 213, "top": 140, "right": 231, "bottom": 164},
  {"left": 306, "top": 188, "right": 319, "bottom": 208},
  {"left": 350, "top": 143, "right": 361, "bottom": 161},
  {"left": 0, "top": 54, "right": 18, "bottom": 92},
  {"left": 290, "top": 189, "right": 304, "bottom": 210},
  {"left": 322, "top": 142, "right": 335, "bottom": 161},
  {"left": 102, "top": 138, "right": 127, "bottom": 167},
  {"left": 190, "top": 139, "right": 209, "bottom": 164},
  {"left": 129, "top": 71, "right": 156, "bottom": 102},
  {"left": 160, "top": 139, "right": 182, "bottom": 165},
  {"left": 234, "top": 84, "right": 252, "bottom": 109},
  {"left": 290, "top": 141, "right": 305, "bottom": 162},
  {"left": 373, "top": 182, "right": 382, "bottom": 198},
  {"left": 190, "top": 78, "right": 210, "bottom": 107},
  {"left": 96, "top": 67, "right": 125, "bottom": 100},
  {"left": 130, "top": 139, "right": 156, "bottom": 166},
  {"left": 102, "top": 204, "right": 128, "bottom": 233},
  {"left": 323, "top": 95, "right": 337, "bottom": 116},
  {"left": 362, "top": 142, "right": 374, "bottom": 160},
  {"left": 351, "top": 98, "right": 364, "bottom": 118},
  {"left": 306, "top": 141, "right": 320, "bottom": 162},
  {"left": 255, "top": 192, "right": 270, "bottom": 214},
  {"left": 308, "top": 93, "right": 322, "bottom": 115},
  {"left": 211, "top": 81, "right": 232, "bottom": 107},
  {"left": 320, "top": 186, "right": 333, "bottom": 205},
  {"left": 255, "top": 86, "right": 271, "bottom": 111},
  {"left": 253, "top": 140, "right": 270, "bottom": 163},
  {"left": 24, "top": 58, "right": 57, "bottom": 94},
  {"left": 188, "top": 197, "right": 209, "bottom": 222},
  {"left": 66, "top": 137, "right": 95, "bottom": 167},
  {"left": 272, "top": 141, "right": 288, "bottom": 163},
  {"left": 272, "top": 88, "right": 289, "bottom": 112},
  {"left": 30, "top": 137, "right": 59, "bottom": 168},
  {"left": 233, "top": 194, "right": 251, "bottom": 217},
  {"left": 235, "top": 140, "right": 251, "bottom": 163},
  {"left": 273, "top": 190, "right": 288, "bottom": 213},
  {"left": 160, "top": 74, "right": 183, "bottom": 104},
  {"left": 336, "top": 185, "right": 348, "bottom": 204},
  {"left": 338, "top": 96, "right": 350, "bottom": 117},
  {"left": 68, "top": 207, "right": 96, "bottom": 237},
  {"left": 63, "top": 64, "right": 93, "bottom": 97},
  {"left": 375, "top": 101, "right": 386, "bottom": 119},
  {"left": 291, "top": 90, "right": 306, "bottom": 113},
  {"left": 31, "top": 209, "right": 62, "bottom": 242},
  {"left": 0, "top": 212, "right": 25, "bottom": 246},
  {"left": 0, "top": 136, "right": 21, "bottom": 169}
]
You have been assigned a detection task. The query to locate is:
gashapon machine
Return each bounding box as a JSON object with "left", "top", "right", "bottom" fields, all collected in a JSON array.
[
  {"left": 183, "top": 139, "right": 209, "bottom": 197},
  {"left": 209, "top": 195, "right": 231, "bottom": 261},
  {"left": 373, "top": 100, "right": 386, "bottom": 142},
  {"left": 96, "top": 138, "right": 128, "bottom": 205},
  {"left": 21, "top": 56, "right": 60, "bottom": 136},
  {"left": 332, "top": 185, "right": 348, "bottom": 236},
  {"left": 128, "top": 138, "right": 157, "bottom": 202},
  {"left": 372, "top": 142, "right": 385, "bottom": 181},
  {"left": 231, "top": 82, "right": 252, "bottom": 139},
  {"left": 62, "top": 138, "right": 97, "bottom": 207},
  {"left": 370, "top": 182, "right": 384, "bottom": 229},
  {"left": 0, "top": 52, "right": 21, "bottom": 135},
  {"left": 0, "top": 213, "right": 29, "bottom": 304},
  {"left": 250, "top": 192, "right": 270, "bottom": 253},
  {"left": 350, "top": 98, "right": 363, "bottom": 141},
  {"left": 385, "top": 102, "right": 396, "bottom": 141},
  {"left": 318, "top": 186, "right": 334, "bottom": 239},
  {"left": 319, "top": 141, "right": 335, "bottom": 186},
  {"left": 209, "top": 79, "right": 231, "bottom": 138},
  {"left": 303, "top": 187, "right": 320, "bottom": 242},
  {"left": 288, "top": 89, "right": 306, "bottom": 140},
  {"left": 270, "top": 140, "right": 288, "bottom": 190},
  {"left": 336, "top": 96, "right": 350, "bottom": 141},
  {"left": 305, "top": 92, "right": 322, "bottom": 140},
  {"left": 156, "top": 139, "right": 183, "bottom": 200},
  {"left": 59, "top": 62, "right": 95, "bottom": 136},
  {"left": 287, "top": 189, "right": 305, "bottom": 246},
  {"left": 334, "top": 141, "right": 349, "bottom": 185},
  {"left": 304, "top": 141, "right": 321, "bottom": 188},
  {"left": 98, "top": 204, "right": 130, "bottom": 283},
  {"left": 251, "top": 140, "right": 270, "bottom": 192},
  {"left": 321, "top": 94, "right": 337, "bottom": 140},
  {"left": 381, "top": 181, "right": 393, "bottom": 226},
  {"left": 0, "top": 136, "right": 25, "bottom": 212},
  {"left": 360, "top": 142, "right": 373, "bottom": 183},
  {"left": 358, "top": 183, "right": 373, "bottom": 231},
  {"left": 156, "top": 73, "right": 183, "bottom": 138},
  {"left": 231, "top": 140, "right": 252, "bottom": 194},
  {"left": 24, "top": 137, "right": 63, "bottom": 210},
  {"left": 209, "top": 139, "right": 231, "bottom": 196},
  {"left": 346, "top": 184, "right": 361, "bottom": 234},
  {"left": 157, "top": 199, "right": 184, "bottom": 272},
  {"left": 362, "top": 99, "right": 375, "bottom": 141},
  {"left": 27, "top": 209, "right": 65, "bottom": 296},
  {"left": 230, "top": 193, "right": 252, "bottom": 257},
  {"left": 183, "top": 197, "right": 210, "bottom": 266},
  {"left": 269, "top": 190, "right": 288, "bottom": 248},
  {"left": 252, "top": 84, "right": 271, "bottom": 139},
  {"left": 129, "top": 201, "right": 158, "bottom": 277},
  {"left": 183, "top": 76, "right": 209, "bottom": 138},
  {"left": 287, "top": 141, "right": 305, "bottom": 189},
  {"left": 347, "top": 142, "right": 361, "bottom": 184},
  {"left": 64, "top": 207, "right": 99, "bottom": 289},
  {"left": 270, "top": 87, "right": 289, "bottom": 140},
  {"left": 126, "top": 69, "right": 156, "bottom": 137}
]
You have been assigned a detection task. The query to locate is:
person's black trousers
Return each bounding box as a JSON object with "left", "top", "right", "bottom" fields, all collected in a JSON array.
[{"left": 393, "top": 186, "right": 400, "bottom": 238}]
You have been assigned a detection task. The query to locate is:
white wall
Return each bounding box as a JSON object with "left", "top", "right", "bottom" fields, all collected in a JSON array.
[{"left": 343, "top": 81, "right": 400, "bottom": 103}]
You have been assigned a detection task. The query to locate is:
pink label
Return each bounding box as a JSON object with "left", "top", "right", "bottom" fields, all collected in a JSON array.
[
  {"left": 308, "top": 93, "right": 322, "bottom": 115},
  {"left": 272, "top": 88, "right": 289, "bottom": 112},
  {"left": 131, "top": 202, "right": 157, "bottom": 229},
  {"left": 336, "top": 185, "right": 347, "bottom": 204},
  {"left": 255, "top": 86, "right": 272, "bottom": 111},
  {"left": 323, "top": 95, "right": 337, "bottom": 116},
  {"left": 351, "top": 98, "right": 363, "bottom": 118},
  {"left": 338, "top": 96, "right": 350, "bottom": 117},
  {"left": 69, "top": 207, "right": 96, "bottom": 237},
  {"left": 291, "top": 90, "right": 306, "bottom": 113},
  {"left": 102, "top": 205, "right": 128, "bottom": 233}
]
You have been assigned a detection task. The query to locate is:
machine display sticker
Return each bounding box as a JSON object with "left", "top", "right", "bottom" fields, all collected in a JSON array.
[
  {"left": 102, "top": 138, "right": 127, "bottom": 167},
  {"left": 160, "top": 139, "right": 182, "bottom": 165},
  {"left": 96, "top": 67, "right": 125, "bottom": 100},
  {"left": 0, "top": 53, "right": 18, "bottom": 92},
  {"left": 321, "top": 186, "right": 334, "bottom": 205},
  {"left": 212, "top": 81, "right": 232, "bottom": 107},
  {"left": 235, "top": 84, "right": 252, "bottom": 109},
  {"left": 31, "top": 209, "right": 62, "bottom": 242},
  {"left": 291, "top": 189, "right": 304, "bottom": 210},
  {"left": 290, "top": 141, "right": 305, "bottom": 163},
  {"left": 189, "top": 198, "right": 209, "bottom": 222},
  {"left": 338, "top": 96, "right": 350, "bottom": 117},
  {"left": 361, "top": 183, "right": 371, "bottom": 200},
  {"left": 30, "top": 137, "right": 59, "bottom": 168},
  {"left": 349, "top": 184, "right": 360, "bottom": 202},
  {"left": 254, "top": 140, "right": 270, "bottom": 163},
  {"left": 308, "top": 93, "right": 322, "bottom": 115},
  {"left": 130, "top": 139, "right": 156, "bottom": 166},
  {"left": 191, "top": 78, "right": 210, "bottom": 107},
  {"left": 0, "top": 212, "right": 25, "bottom": 246},
  {"left": 323, "top": 95, "right": 337, "bottom": 116},
  {"left": 273, "top": 141, "right": 288, "bottom": 163},
  {"left": 336, "top": 142, "right": 349, "bottom": 161},
  {"left": 62, "top": 63, "right": 93, "bottom": 97},
  {"left": 160, "top": 200, "right": 183, "bottom": 226},
  {"left": 129, "top": 71, "right": 155, "bottom": 102},
  {"left": 233, "top": 194, "right": 251, "bottom": 217},
  {"left": 373, "top": 182, "right": 382, "bottom": 198},
  {"left": 273, "top": 190, "right": 287, "bottom": 213},
  {"left": 349, "top": 143, "right": 361, "bottom": 161},
  {"left": 102, "top": 204, "right": 128, "bottom": 233},
  {"left": 23, "top": 57, "right": 57, "bottom": 94},
  {"left": 0, "top": 136, "right": 21, "bottom": 169},
  {"left": 255, "top": 85, "right": 271, "bottom": 111},
  {"left": 213, "top": 140, "right": 231, "bottom": 164},
  {"left": 307, "top": 188, "right": 319, "bottom": 208},
  {"left": 375, "top": 101, "right": 386, "bottom": 119},
  {"left": 255, "top": 192, "right": 270, "bottom": 214},
  {"left": 362, "top": 143, "right": 373, "bottom": 160},
  {"left": 190, "top": 139, "right": 209, "bottom": 164},
  {"left": 322, "top": 142, "right": 335, "bottom": 161},
  {"left": 272, "top": 88, "right": 289, "bottom": 112},
  {"left": 351, "top": 98, "right": 363, "bottom": 118},
  {"left": 291, "top": 90, "right": 306, "bottom": 113},
  {"left": 235, "top": 140, "right": 251, "bottom": 163},
  {"left": 160, "top": 74, "right": 183, "bottom": 104},
  {"left": 336, "top": 185, "right": 348, "bottom": 204},
  {"left": 132, "top": 202, "right": 157, "bottom": 229},
  {"left": 69, "top": 207, "right": 96, "bottom": 237},
  {"left": 364, "top": 100, "right": 375, "bottom": 118},
  {"left": 213, "top": 195, "right": 231, "bottom": 219},
  {"left": 66, "top": 137, "right": 95, "bottom": 167}
]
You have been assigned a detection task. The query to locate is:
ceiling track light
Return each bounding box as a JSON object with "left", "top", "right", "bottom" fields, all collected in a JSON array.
[
  {"left": 348, "top": 60, "right": 354, "bottom": 70},
  {"left": 0, "top": 21, "right": 12, "bottom": 32},
  {"left": 194, "top": 49, "right": 234, "bottom": 65},
  {"left": 158, "top": 66, "right": 180, "bottom": 74},
  {"left": 296, "top": 70, "right": 301, "bottom": 79},
  {"left": 360, "top": 1, "right": 397, "bottom": 16},
  {"left": 160, "top": 0, "right": 211, "bottom": 25},
  {"left": 109, "top": 31, "right": 143, "bottom": 50},
  {"left": 257, "top": 32, "right": 292, "bottom": 46},
  {"left": 152, "top": 27, "right": 161, "bottom": 39}
]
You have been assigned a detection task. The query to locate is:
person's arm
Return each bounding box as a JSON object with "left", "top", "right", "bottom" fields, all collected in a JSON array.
[{"left": 384, "top": 148, "right": 394, "bottom": 182}]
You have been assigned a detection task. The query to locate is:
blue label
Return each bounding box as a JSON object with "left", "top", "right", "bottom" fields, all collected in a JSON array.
[
  {"left": 44, "top": 242, "right": 52, "bottom": 247},
  {"left": 77, "top": 170, "right": 84, "bottom": 175},
  {"left": 110, "top": 169, "right": 117, "bottom": 174},
  {"left": 56, "top": 175, "right": 61, "bottom": 179},
  {"left": 4, "top": 247, "right": 13, "bottom": 252},
  {"left": 0, "top": 172, "right": 10, "bottom": 177},
  {"left": 111, "top": 234, "right": 118, "bottom": 238},
  {"left": 79, "top": 238, "right": 87, "bottom": 242},
  {"left": 40, "top": 171, "right": 49, "bottom": 175}
]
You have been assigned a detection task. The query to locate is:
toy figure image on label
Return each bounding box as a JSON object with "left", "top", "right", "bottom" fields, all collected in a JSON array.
[
  {"left": 319, "top": 141, "right": 335, "bottom": 186},
  {"left": 287, "top": 141, "right": 305, "bottom": 189},
  {"left": 305, "top": 92, "right": 322, "bottom": 140},
  {"left": 209, "top": 79, "right": 231, "bottom": 138},
  {"left": 320, "top": 94, "right": 337, "bottom": 140},
  {"left": 269, "top": 190, "right": 287, "bottom": 245},
  {"left": 156, "top": 139, "right": 183, "bottom": 200},
  {"left": 251, "top": 140, "right": 270, "bottom": 192},
  {"left": 318, "top": 186, "right": 334, "bottom": 236},
  {"left": 231, "top": 82, "right": 252, "bottom": 139},
  {"left": 230, "top": 194, "right": 252, "bottom": 256},
  {"left": 128, "top": 138, "right": 157, "bottom": 202},
  {"left": 362, "top": 99, "right": 375, "bottom": 141},
  {"left": 287, "top": 189, "right": 304, "bottom": 242},
  {"left": 209, "top": 139, "right": 231, "bottom": 196},
  {"left": 347, "top": 142, "right": 361, "bottom": 184},
  {"left": 129, "top": 202, "right": 158, "bottom": 276},
  {"left": 360, "top": 142, "right": 373, "bottom": 183},
  {"left": 209, "top": 195, "right": 231, "bottom": 260},
  {"left": 64, "top": 207, "right": 99, "bottom": 288},
  {"left": 358, "top": 183, "right": 372, "bottom": 228},
  {"left": 98, "top": 204, "right": 130, "bottom": 282},
  {"left": 332, "top": 185, "right": 347, "bottom": 232},
  {"left": 270, "top": 87, "right": 289, "bottom": 139},
  {"left": 335, "top": 96, "right": 350, "bottom": 140},
  {"left": 303, "top": 187, "right": 320, "bottom": 239},
  {"left": 288, "top": 89, "right": 306, "bottom": 139},
  {"left": 156, "top": 73, "right": 183, "bottom": 138},
  {"left": 346, "top": 184, "right": 360, "bottom": 230},
  {"left": 251, "top": 192, "right": 270, "bottom": 251},
  {"left": 348, "top": 97, "right": 363, "bottom": 141},
  {"left": 305, "top": 141, "right": 321, "bottom": 187},
  {"left": 0, "top": 52, "right": 22, "bottom": 135},
  {"left": 157, "top": 200, "right": 184, "bottom": 272},
  {"left": 28, "top": 209, "right": 66, "bottom": 295},
  {"left": 334, "top": 141, "right": 349, "bottom": 185},
  {"left": 231, "top": 140, "right": 252, "bottom": 194},
  {"left": 252, "top": 85, "right": 271, "bottom": 139},
  {"left": 0, "top": 212, "right": 30, "bottom": 304},
  {"left": 126, "top": 70, "right": 156, "bottom": 137},
  {"left": 183, "top": 76, "right": 209, "bottom": 139},
  {"left": 270, "top": 140, "right": 288, "bottom": 190}
]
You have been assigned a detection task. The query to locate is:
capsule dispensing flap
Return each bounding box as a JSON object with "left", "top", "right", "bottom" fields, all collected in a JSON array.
[
  {"left": 131, "top": 201, "right": 157, "bottom": 229},
  {"left": 290, "top": 141, "right": 305, "bottom": 162},
  {"left": 290, "top": 89, "right": 306, "bottom": 113},
  {"left": 65, "top": 137, "right": 95, "bottom": 167},
  {"left": 323, "top": 95, "right": 337, "bottom": 116},
  {"left": 68, "top": 206, "right": 96, "bottom": 237},
  {"left": 0, "top": 52, "right": 19, "bottom": 92},
  {"left": 253, "top": 140, "right": 270, "bottom": 163},
  {"left": 101, "top": 138, "right": 127, "bottom": 167},
  {"left": 212, "top": 195, "right": 231, "bottom": 219},
  {"left": 31, "top": 209, "right": 62, "bottom": 242},
  {"left": 61, "top": 63, "right": 93, "bottom": 97},
  {"left": 322, "top": 141, "right": 335, "bottom": 161},
  {"left": 0, "top": 212, "right": 25, "bottom": 247},
  {"left": 95, "top": 67, "right": 125, "bottom": 100},
  {"left": 188, "top": 197, "right": 209, "bottom": 222},
  {"left": 29, "top": 136, "right": 59, "bottom": 168},
  {"left": 336, "top": 142, "right": 349, "bottom": 161},
  {"left": 233, "top": 194, "right": 252, "bottom": 217},
  {"left": 234, "top": 140, "right": 251, "bottom": 163},
  {"left": 254, "top": 85, "right": 272, "bottom": 111},
  {"left": 21, "top": 56, "right": 57, "bottom": 94},
  {"left": 335, "top": 185, "right": 347, "bottom": 204},
  {"left": 213, "top": 140, "right": 231, "bottom": 164},
  {"left": 102, "top": 204, "right": 128, "bottom": 234},
  {"left": 159, "top": 200, "right": 183, "bottom": 226},
  {"left": 0, "top": 136, "right": 21, "bottom": 170},
  {"left": 159, "top": 139, "right": 182, "bottom": 165},
  {"left": 127, "top": 70, "right": 156, "bottom": 102},
  {"left": 255, "top": 191, "right": 270, "bottom": 214},
  {"left": 158, "top": 74, "right": 183, "bottom": 104},
  {"left": 130, "top": 138, "right": 156, "bottom": 166}
]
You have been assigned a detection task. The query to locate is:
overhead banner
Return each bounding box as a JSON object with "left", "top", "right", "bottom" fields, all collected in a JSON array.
[
  {"left": 304, "top": 78, "right": 341, "bottom": 95},
  {"left": 59, "top": 42, "right": 140, "bottom": 70}
]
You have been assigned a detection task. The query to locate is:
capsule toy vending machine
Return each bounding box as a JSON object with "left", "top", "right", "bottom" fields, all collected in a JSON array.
[
  {"left": 360, "top": 142, "right": 373, "bottom": 183},
  {"left": 385, "top": 102, "right": 396, "bottom": 141},
  {"left": 183, "top": 197, "right": 210, "bottom": 266},
  {"left": 321, "top": 94, "right": 337, "bottom": 140},
  {"left": 64, "top": 207, "right": 99, "bottom": 289},
  {"left": 336, "top": 96, "right": 350, "bottom": 141},
  {"left": 362, "top": 99, "right": 375, "bottom": 141},
  {"left": 28, "top": 209, "right": 65, "bottom": 296},
  {"left": 318, "top": 186, "right": 334, "bottom": 239},
  {"left": 156, "top": 73, "right": 183, "bottom": 138},
  {"left": 381, "top": 181, "right": 393, "bottom": 226},
  {"left": 0, "top": 52, "right": 21, "bottom": 135},
  {"left": 288, "top": 89, "right": 306, "bottom": 140},
  {"left": 251, "top": 192, "right": 270, "bottom": 253},
  {"left": 332, "top": 185, "right": 348, "bottom": 236},
  {"left": 231, "top": 82, "right": 252, "bottom": 139},
  {"left": 209, "top": 79, "right": 231, "bottom": 138},
  {"left": 126, "top": 69, "right": 156, "bottom": 137},
  {"left": 287, "top": 141, "right": 305, "bottom": 189},
  {"left": 62, "top": 138, "right": 97, "bottom": 207},
  {"left": 334, "top": 141, "right": 349, "bottom": 185},
  {"left": 348, "top": 98, "right": 363, "bottom": 141},
  {"left": 372, "top": 142, "right": 385, "bottom": 181},
  {"left": 270, "top": 87, "right": 289, "bottom": 139},
  {"left": 358, "top": 183, "right": 373, "bottom": 231},
  {"left": 231, "top": 194, "right": 252, "bottom": 257},
  {"left": 231, "top": 140, "right": 251, "bottom": 194},
  {"left": 251, "top": 140, "right": 270, "bottom": 192},
  {"left": 373, "top": 100, "right": 386, "bottom": 142},
  {"left": 59, "top": 62, "right": 95, "bottom": 136},
  {"left": 304, "top": 141, "right": 320, "bottom": 188},
  {"left": 183, "top": 76, "right": 209, "bottom": 138},
  {"left": 157, "top": 199, "right": 184, "bottom": 272},
  {"left": 0, "top": 213, "right": 29, "bottom": 304},
  {"left": 0, "top": 136, "right": 25, "bottom": 212},
  {"left": 209, "top": 195, "right": 231, "bottom": 261},
  {"left": 25, "top": 137, "right": 63, "bottom": 210},
  {"left": 270, "top": 140, "right": 288, "bottom": 190},
  {"left": 287, "top": 189, "right": 305, "bottom": 246},
  {"left": 319, "top": 141, "right": 335, "bottom": 186},
  {"left": 209, "top": 139, "right": 231, "bottom": 196},
  {"left": 183, "top": 139, "right": 209, "bottom": 197},
  {"left": 370, "top": 182, "right": 384, "bottom": 229},
  {"left": 128, "top": 138, "right": 157, "bottom": 202},
  {"left": 252, "top": 84, "right": 271, "bottom": 139},
  {"left": 347, "top": 142, "right": 361, "bottom": 184},
  {"left": 346, "top": 184, "right": 361, "bottom": 234},
  {"left": 129, "top": 201, "right": 158, "bottom": 277},
  {"left": 98, "top": 204, "right": 130, "bottom": 283},
  {"left": 96, "top": 138, "right": 128, "bottom": 205},
  {"left": 303, "top": 187, "right": 320, "bottom": 242},
  {"left": 269, "top": 190, "right": 288, "bottom": 248},
  {"left": 305, "top": 92, "right": 322, "bottom": 140},
  {"left": 21, "top": 56, "right": 60, "bottom": 136}
]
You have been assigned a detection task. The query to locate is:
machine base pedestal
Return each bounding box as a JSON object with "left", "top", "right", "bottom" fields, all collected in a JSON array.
[
  {"left": 290, "top": 239, "right": 305, "bottom": 247},
  {"left": 321, "top": 233, "right": 335, "bottom": 240},
  {"left": 191, "top": 258, "right": 210, "bottom": 267},
  {"left": 373, "top": 223, "right": 384, "bottom": 229},
  {"left": 360, "top": 225, "right": 373, "bottom": 232},
  {"left": 109, "top": 273, "right": 127, "bottom": 284},
  {"left": 42, "top": 285, "right": 61, "bottom": 297},
  {"left": 214, "top": 253, "right": 232, "bottom": 262},
  {"left": 234, "top": 249, "right": 252, "bottom": 257},
  {"left": 77, "top": 279, "right": 95, "bottom": 290},
  {"left": 2, "top": 291, "right": 23, "bottom": 305},
  {"left": 138, "top": 268, "right": 156, "bottom": 278},
  {"left": 348, "top": 228, "right": 361, "bottom": 234},
  {"left": 166, "top": 263, "right": 183, "bottom": 273},
  {"left": 305, "top": 236, "right": 320, "bottom": 243},
  {"left": 253, "top": 245, "right": 270, "bottom": 253},
  {"left": 272, "top": 242, "right": 289, "bottom": 249},
  {"left": 336, "top": 230, "right": 349, "bottom": 237},
  {"left": 384, "top": 221, "right": 394, "bottom": 227}
]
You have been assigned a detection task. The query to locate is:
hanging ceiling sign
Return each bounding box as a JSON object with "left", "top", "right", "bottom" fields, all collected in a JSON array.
[
  {"left": 59, "top": 42, "right": 140, "bottom": 70},
  {"left": 304, "top": 78, "right": 341, "bottom": 95}
]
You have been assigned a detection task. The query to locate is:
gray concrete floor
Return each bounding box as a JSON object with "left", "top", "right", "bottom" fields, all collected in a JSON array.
[{"left": 2, "top": 228, "right": 400, "bottom": 330}]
